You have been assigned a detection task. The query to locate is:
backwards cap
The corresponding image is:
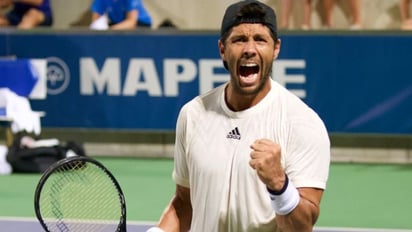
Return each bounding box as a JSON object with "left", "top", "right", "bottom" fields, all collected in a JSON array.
[{"left": 220, "top": 0, "right": 278, "bottom": 39}]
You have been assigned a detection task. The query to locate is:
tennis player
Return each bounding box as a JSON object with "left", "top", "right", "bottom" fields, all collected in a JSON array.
[{"left": 147, "top": 0, "right": 330, "bottom": 231}]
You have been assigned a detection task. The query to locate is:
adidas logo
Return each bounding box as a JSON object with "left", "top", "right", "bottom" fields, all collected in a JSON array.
[{"left": 227, "top": 127, "right": 241, "bottom": 140}]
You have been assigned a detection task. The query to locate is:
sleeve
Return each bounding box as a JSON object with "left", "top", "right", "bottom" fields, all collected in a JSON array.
[
  {"left": 127, "top": 0, "right": 140, "bottom": 11},
  {"left": 284, "top": 110, "right": 331, "bottom": 190},
  {"left": 90, "top": 0, "right": 105, "bottom": 15},
  {"left": 172, "top": 105, "right": 190, "bottom": 188}
]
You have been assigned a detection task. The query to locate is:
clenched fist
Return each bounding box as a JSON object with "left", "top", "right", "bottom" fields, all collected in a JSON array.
[{"left": 249, "top": 139, "right": 286, "bottom": 192}]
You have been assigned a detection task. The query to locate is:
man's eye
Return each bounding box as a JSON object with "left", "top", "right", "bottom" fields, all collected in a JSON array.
[
  {"left": 233, "top": 38, "right": 245, "bottom": 43},
  {"left": 255, "top": 37, "right": 267, "bottom": 42}
]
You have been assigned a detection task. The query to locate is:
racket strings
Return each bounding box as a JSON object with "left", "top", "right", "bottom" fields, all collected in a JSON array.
[{"left": 39, "top": 160, "right": 124, "bottom": 231}]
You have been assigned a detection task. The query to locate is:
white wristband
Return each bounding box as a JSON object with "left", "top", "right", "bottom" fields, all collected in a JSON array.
[
  {"left": 146, "top": 226, "right": 165, "bottom": 232},
  {"left": 268, "top": 175, "right": 300, "bottom": 215}
]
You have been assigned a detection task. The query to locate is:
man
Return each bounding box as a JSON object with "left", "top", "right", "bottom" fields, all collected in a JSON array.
[
  {"left": 148, "top": 0, "right": 330, "bottom": 231},
  {"left": 280, "top": 0, "right": 312, "bottom": 30},
  {"left": 322, "top": 0, "right": 362, "bottom": 29},
  {"left": 90, "top": 0, "right": 152, "bottom": 30},
  {"left": 399, "top": 0, "right": 412, "bottom": 30},
  {"left": 0, "top": 0, "right": 52, "bottom": 29}
]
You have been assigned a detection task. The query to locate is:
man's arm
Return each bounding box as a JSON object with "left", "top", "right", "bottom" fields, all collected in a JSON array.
[
  {"left": 0, "top": 0, "right": 12, "bottom": 8},
  {"left": 91, "top": 12, "right": 102, "bottom": 22},
  {"left": 250, "top": 138, "right": 326, "bottom": 232},
  {"left": 275, "top": 187, "right": 323, "bottom": 232},
  {"left": 153, "top": 184, "right": 192, "bottom": 232},
  {"left": 110, "top": 10, "right": 137, "bottom": 30}
]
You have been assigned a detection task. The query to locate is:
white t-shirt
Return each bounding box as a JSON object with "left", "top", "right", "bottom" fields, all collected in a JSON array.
[{"left": 172, "top": 79, "right": 330, "bottom": 232}]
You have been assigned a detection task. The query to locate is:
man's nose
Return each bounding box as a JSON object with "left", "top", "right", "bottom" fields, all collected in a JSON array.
[{"left": 242, "top": 41, "right": 257, "bottom": 57}]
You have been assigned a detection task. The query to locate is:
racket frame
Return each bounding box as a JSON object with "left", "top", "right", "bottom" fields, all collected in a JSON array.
[{"left": 34, "top": 156, "right": 127, "bottom": 232}]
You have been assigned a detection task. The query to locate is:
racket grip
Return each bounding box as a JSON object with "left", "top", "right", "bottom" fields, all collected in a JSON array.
[{"left": 146, "top": 227, "right": 165, "bottom": 232}]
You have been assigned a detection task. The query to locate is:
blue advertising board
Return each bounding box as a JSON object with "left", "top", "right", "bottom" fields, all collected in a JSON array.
[{"left": 0, "top": 31, "right": 411, "bottom": 134}]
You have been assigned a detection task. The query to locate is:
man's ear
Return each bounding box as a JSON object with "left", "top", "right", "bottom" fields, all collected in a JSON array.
[
  {"left": 273, "top": 38, "right": 281, "bottom": 60},
  {"left": 218, "top": 40, "right": 229, "bottom": 70},
  {"left": 218, "top": 39, "right": 225, "bottom": 60}
]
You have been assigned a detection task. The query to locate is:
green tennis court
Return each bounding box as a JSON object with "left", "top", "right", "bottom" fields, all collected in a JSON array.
[{"left": 1, "top": 157, "right": 412, "bottom": 231}]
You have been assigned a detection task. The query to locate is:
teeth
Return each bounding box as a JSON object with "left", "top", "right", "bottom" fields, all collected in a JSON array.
[{"left": 241, "top": 63, "right": 257, "bottom": 67}]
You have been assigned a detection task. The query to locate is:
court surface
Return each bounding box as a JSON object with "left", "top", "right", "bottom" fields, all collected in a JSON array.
[
  {"left": 1, "top": 218, "right": 412, "bottom": 232},
  {"left": 1, "top": 157, "right": 412, "bottom": 231}
]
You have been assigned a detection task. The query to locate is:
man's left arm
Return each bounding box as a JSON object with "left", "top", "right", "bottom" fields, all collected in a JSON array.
[
  {"left": 274, "top": 187, "right": 323, "bottom": 232},
  {"left": 250, "top": 138, "right": 328, "bottom": 232},
  {"left": 110, "top": 10, "right": 137, "bottom": 30}
]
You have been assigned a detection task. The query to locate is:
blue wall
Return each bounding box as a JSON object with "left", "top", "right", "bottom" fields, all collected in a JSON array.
[{"left": 0, "top": 31, "right": 411, "bottom": 134}]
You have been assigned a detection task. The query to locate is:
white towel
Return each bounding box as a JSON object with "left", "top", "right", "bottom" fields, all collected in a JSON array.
[
  {"left": 0, "top": 88, "right": 41, "bottom": 135},
  {"left": 90, "top": 14, "right": 109, "bottom": 30},
  {"left": 0, "top": 145, "right": 12, "bottom": 175}
]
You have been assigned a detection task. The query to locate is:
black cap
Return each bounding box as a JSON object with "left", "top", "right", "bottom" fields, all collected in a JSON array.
[{"left": 220, "top": 0, "right": 277, "bottom": 39}]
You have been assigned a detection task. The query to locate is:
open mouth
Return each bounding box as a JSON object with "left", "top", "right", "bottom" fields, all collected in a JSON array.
[
  {"left": 239, "top": 63, "right": 259, "bottom": 85},
  {"left": 239, "top": 63, "right": 259, "bottom": 77}
]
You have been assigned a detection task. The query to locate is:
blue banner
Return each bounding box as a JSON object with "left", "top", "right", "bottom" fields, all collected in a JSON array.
[
  {"left": 0, "top": 31, "right": 411, "bottom": 134},
  {"left": 0, "top": 59, "right": 38, "bottom": 97}
]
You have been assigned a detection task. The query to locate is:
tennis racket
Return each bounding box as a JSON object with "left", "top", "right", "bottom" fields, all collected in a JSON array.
[{"left": 34, "top": 156, "right": 127, "bottom": 232}]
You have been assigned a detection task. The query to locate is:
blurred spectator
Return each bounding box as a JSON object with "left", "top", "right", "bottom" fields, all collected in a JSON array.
[
  {"left": 399, "top": 0, "right": 412, "bottom": 30},
  {"left": 90, "top": 0, "right": 152, "bottom": 30},
  {"left": 280, "top": 0, "right": 312, "bottom": 30},
  {"left": 0, "top": 0, "right": 53, "bottom": 29},
  {"left": 322, "top": 0, "right": 362, "bottom": 29}
]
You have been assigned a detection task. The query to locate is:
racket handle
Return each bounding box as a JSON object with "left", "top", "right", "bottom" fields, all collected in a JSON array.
[{"left": 146, "top": 227, "right": 165, "bottom": 232}]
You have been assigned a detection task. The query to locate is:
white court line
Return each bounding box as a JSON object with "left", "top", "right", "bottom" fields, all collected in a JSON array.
[
  {"left": 1, "top": 217, "right": 411, "bottom": 232},
  {"left": 315, "top": 227, "right": 412, "bottom": 232},
  {"left": 0, "top": 217, "right": 154, "bottom": 225}
]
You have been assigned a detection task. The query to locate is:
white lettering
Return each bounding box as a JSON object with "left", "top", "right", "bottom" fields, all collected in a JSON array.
[
  {"left": 164, "top": 59, "right": 196, "bottom": 96},
  {"left": 199, "top": 59, "right": 229, "bottom": 94},
  {"left": 80, "top": 58, "right": 121, "bottom": 95},
  {"left": 123, "top": 59, "right": 162, "bottom": 96},
  {"left": 272, "top": 60, "right": 306, "bottom": 98},
  {"left": 79, "top": 58, "right": 307, "bottom": 98}
]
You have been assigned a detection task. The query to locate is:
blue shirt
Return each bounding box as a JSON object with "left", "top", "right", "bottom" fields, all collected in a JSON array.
[
  {"left": 14, "top": 0, "right": 52, "bottom": 18},
  {"left": 8, "top": 0, "right": 53, "bottom": 26},
  {"left": 91, "top": 0, "right": 152, "bottom": 26}
]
